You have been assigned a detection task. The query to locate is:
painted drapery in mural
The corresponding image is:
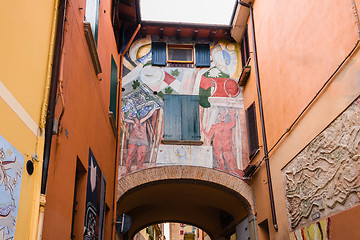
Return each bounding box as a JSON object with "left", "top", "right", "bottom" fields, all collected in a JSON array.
[
  {"left": 0, "top": 135, "right": 23, "bottom": 240},
  {"left": 84, "top": 149, "right": 106, "bottom": 240},
  {"left": 119, "top": 38, "right": 248, "bottom": 178}
]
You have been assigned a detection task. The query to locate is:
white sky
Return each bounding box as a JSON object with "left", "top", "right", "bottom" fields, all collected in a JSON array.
[
  {"left": 164, "top": 223, "right": 170, "bottom": 240},
  {"left": 139, "top": 0, "right": 236, "bottom": 25}
]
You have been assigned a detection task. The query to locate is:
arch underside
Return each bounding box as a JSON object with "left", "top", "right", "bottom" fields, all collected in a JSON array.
[{"left": 117, "top": 166, "right": 254, "bottom": 240}]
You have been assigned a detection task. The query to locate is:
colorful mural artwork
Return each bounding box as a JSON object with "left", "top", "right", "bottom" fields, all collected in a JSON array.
[
  {"left": 119, "top": 37, "right": 247, "bottom": 178},
  {"left": 0, "top": 135, "right": 23, "bottom": 240},
  {"left": 289, "top": 218, "right": 330, "bottom": 240},
  {"left": 84, "top": 149, "right": 106, "bottom": 240}
]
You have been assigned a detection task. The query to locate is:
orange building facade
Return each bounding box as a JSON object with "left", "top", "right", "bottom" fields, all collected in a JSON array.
[
  {"left": 41, "top": 0, "right": 120, "bottom": 239},
  {"left": 236, "top": 0, "right": 360, "bottom": 239}
]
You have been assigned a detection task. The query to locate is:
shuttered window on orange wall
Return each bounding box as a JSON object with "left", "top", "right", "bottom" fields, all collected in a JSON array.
[{"left": 245, "top": 102, "right": 259, "bottom": 159}]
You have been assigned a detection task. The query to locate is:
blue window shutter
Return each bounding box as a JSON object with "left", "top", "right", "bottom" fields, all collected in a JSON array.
[
  {"left": 164, "top": 95, "right": 200, "bottom": 141},
  {"left": 152, "top": 42, "right": 167, "bottom": 66},
  {"left": 181, "top": 95, "right": 200, "bottom": 140},
  {"left": 195, "top": 44, "right": 210, "bottom": 67},
  {"left": 110, "top": 55, "right": 118, "bottom": 121},
  {"left": 164, "top": 95, "right": 182, "bottom": 140}
]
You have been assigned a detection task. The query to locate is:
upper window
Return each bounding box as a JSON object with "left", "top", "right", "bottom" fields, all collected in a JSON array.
[
  {"left": 85, "top": 0, "right": 100, "bottom": 45},
  {"left": 152, "top": 42, "right": 210, "bottom": 68},
  {"left": 163, "top": 95, "right": 201, "bottom": 142},
  {"left": 168, "top": 44, "right": 193, "bottom": 63}
]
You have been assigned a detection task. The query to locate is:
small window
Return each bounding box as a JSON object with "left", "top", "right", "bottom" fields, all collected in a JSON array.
[
  {"left": 240, "top": 25, "right": 250, "bottom": 68},
  {"left": 163, "top": 95, "right": 201, "bottom": 142},
  {"left": 85, "top": 0, "right": 100, "bottom": 46},
  {"left": 168, "top": 44, "right": 193, "bottom": 63},
  {"left": 246, "top": 102, "right": 259, "bottom": 159}
]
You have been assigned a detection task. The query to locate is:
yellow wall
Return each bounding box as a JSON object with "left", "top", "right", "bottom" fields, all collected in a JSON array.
[{"left": 0, "top": 0, "right": 58, "bottom": 239}]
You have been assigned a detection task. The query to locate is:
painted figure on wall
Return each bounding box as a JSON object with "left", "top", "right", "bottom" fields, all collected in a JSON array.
[
  {"left": 121, "top": 84, "right": 163, "bottom": 174},
  {"left": 0, "top": 135, "right": 23, "bottom": 239},
  {"left": 122, "top": 107, "right": 156, "bottom": 173},
  {"left": 201, "top": 107, "right": 237, "bottom": 173}
]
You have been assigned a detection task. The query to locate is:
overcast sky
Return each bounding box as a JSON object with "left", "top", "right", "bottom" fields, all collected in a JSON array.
[{"left": 140, "top": 0, "right": 236, "bottom": 25}]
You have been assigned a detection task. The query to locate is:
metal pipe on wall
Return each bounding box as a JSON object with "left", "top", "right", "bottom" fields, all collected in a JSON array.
[
  {"left": 238, "top": 0, "right": 278, "bottom": 231},
  {"left": 41, "top": 0, "right": 66, "bottom": 196}
]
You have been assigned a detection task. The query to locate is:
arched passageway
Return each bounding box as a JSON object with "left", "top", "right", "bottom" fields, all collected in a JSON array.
[{"left": 116, "top": 166, "right": 255, "bottom": 240}]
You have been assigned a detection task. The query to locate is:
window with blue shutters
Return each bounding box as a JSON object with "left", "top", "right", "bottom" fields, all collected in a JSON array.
[
  {"left": 195, "top": 44, "right": 210, "bottom": 67},
  {"left": 163, "top": 95, "right": 201, "bottom": 143},
  {"left": 152, "top": 42, "right": 210, "bottom": 68},
  {"left": 152, "top": 42, "right": 167, "bottom": 66}
]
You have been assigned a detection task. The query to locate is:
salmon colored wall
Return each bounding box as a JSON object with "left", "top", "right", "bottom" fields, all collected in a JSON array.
[
  {"left": 241, "top": 0, "right": 360, "bottom": 239},
  {"left": 42, "top": 0, "right": 119, "bottom": 239},
  {"left": 330, "top": 205, "right": 360, "bottom": 239}
]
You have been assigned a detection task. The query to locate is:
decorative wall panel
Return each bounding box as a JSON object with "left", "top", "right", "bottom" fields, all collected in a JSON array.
[{"left": 283, "top": 97, "right": 360, "bottom": 229}]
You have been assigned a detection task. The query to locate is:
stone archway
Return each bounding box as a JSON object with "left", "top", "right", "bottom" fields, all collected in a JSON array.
[{"left": 116, "top": 166, "right": 256, "bottom": 240}]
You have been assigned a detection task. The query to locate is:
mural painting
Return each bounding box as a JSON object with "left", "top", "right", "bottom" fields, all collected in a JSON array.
[
  {"left": 84, "top": 149, "right": 106, "bottom": 240},
  {"left": 120, "top": 85, "right": 163, "bottom": 174},
  {"left": 119, "top": 37, "right": 248, "bottom": 178},
  {"left": 0, "top": 135, "right": 23, "bottom": 240},
  {"left": 289, "top": 218, "right": 330, "bottom": 240},
  {"left": 282, "top": 97, "right": 360, "bottom": 229}
]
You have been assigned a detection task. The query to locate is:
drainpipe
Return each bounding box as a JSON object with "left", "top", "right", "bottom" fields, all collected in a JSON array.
[
  {"left": 238, "top": 1, "right": 278, "bottom": 231},
  {"left": 37, "top": 0, "right": 67, "bottom": 239},
  {"left": 112, "top": 23, "right": 141, "bottom": 240}
]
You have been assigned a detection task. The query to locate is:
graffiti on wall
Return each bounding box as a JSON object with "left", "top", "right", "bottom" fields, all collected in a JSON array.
[
  {"left": 119, "top": 37, "right": 247, "bottom": 178},
  {"left": 0, "top": 135, "right": 23, "bottom": 239},
  {"left": 282, "top": 97, "right": 360, "bottom": 229},
  {"left": 289, "top": 218, "right": 330, "bottom": 240}
]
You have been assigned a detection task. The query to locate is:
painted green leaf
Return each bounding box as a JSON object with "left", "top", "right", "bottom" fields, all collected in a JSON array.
[
  {"left": 164, "top": 87, "right": 174, "bottom": 94},
  {"left": 132, "top": 80, "right": 140, "bottom": 89},
  {"left": 171, "top": 69, "right": 180, "bottom": 77},
  {"left": 199, "top": 87, "right": 211, "bottom": 108}
]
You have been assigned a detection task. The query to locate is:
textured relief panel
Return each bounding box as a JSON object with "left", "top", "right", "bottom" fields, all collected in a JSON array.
[{"left": 283, "top": 97, "right": 360, "bottom": 229}]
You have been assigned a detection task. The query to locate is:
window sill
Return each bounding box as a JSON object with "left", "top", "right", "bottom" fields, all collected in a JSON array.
[
  {"left": 109, "top": 111, "right": 117, "bottom": 137},
  {"left": 161, "top": 139, "right": 203, "bottom": 146},
  {"left": 84, "top": 22, "right": 102, "bottom": 74}
]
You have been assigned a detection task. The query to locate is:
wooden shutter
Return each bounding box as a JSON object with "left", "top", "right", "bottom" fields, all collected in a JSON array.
[
  {"left": 181, "top": 95, "right": 200, "bottom": 140},
  {"left": 164, "top": 95, "right": 200, "bottom": 141},
  {"left": 152, "top": 42, "right": 167, "bottom": 66},
  {"left": 109, "top": 55, "right": 118, "bottom": 121},
  {"left": 164, "top": 95, "right": 182, "bottom": 140},
  {"left": 195, "top": 44, "right": 210, "bottom": 67},
  {"left": 246, "top": 102, "right": 259, "bottom": 159}
]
